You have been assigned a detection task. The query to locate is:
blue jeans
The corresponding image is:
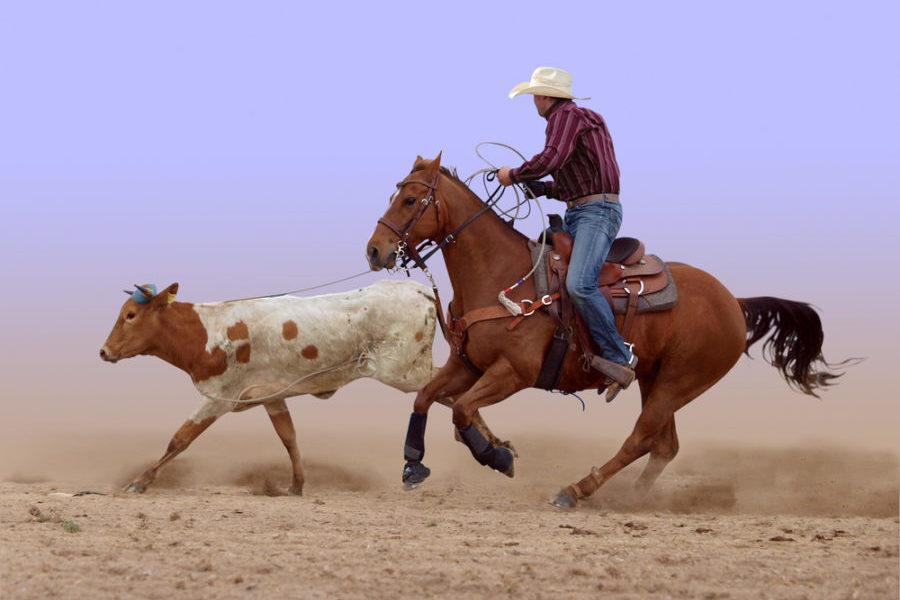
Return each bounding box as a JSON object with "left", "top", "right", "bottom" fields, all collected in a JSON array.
[{"left": 563, "top": 199, "right": 632, "bottom": 365}]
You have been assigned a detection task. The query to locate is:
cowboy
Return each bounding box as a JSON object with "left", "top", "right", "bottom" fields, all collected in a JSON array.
[{"left": 497, "top": 66, "right": 637, "bottom": 400}]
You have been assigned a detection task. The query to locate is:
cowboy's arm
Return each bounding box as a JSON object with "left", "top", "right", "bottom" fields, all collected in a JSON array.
[{"left": 509, "top": 110, "right": 579, "bottom": 185}]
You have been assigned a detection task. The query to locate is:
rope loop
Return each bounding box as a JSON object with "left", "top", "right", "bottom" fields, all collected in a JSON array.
[{"left": 196, "top": 348, "right": 377, "bottom": 406}]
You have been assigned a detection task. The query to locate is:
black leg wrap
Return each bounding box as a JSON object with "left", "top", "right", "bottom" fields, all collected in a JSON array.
[
  {"left": 402, "top": 461, "right": 431, "bottom": 487},
  {"left": 404, "top": 412, "right": 427, "bottom": 462},
  {"left": 458, "top": 423, "right": 514, "bottom": 475},
  {"left": 458, "top": 423, "right": 492, "bottom": 464}
]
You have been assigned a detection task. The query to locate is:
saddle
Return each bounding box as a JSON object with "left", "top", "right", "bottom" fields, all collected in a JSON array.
[
  {"left": 531, "top": 214, "right": 678, "bottom": 390},
  {"left": 441, "top": 215, "right": 677, "bottom": 389}
]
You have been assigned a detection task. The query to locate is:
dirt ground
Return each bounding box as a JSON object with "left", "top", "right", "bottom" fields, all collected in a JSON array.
[{"left": 1, "top": 427, "right": 897, "bottom": 600}]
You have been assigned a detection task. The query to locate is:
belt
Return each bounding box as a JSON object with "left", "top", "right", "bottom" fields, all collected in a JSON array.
[{"left": 565, "top": 193, "right": 619, "bottom": 210}]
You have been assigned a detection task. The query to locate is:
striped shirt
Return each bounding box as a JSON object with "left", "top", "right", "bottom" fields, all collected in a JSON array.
[{"left": 509, "top": 99, "right": 620, "bottom": 201}]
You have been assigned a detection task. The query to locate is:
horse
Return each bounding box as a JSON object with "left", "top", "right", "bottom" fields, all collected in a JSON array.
[{"left": 365, "top": 153, "right": 848, "bottom": 509}]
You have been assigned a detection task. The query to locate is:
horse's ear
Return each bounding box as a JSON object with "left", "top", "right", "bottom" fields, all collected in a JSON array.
[
  {"left": 421, "top": 151, "right": 442, "bottom": 180},
  {"left": 412, "top": 154, "right": 424, "bottom": 170}
]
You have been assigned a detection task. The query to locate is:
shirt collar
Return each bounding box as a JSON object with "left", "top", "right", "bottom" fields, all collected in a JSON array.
[{"left": 544, "top": 98, "right": 572, "bottom": 120}]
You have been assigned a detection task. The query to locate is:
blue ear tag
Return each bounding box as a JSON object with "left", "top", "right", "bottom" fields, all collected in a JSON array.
[{"left": 131, "top": 283, "right": 158, "bottom": 304}]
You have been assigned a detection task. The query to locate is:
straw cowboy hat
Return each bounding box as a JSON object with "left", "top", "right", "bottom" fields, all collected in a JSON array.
[{"left": 508, "top": 66, "right": 590, "bottom": 100}]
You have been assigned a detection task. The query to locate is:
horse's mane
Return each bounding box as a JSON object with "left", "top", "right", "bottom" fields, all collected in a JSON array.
[
  {"left": 410, "top": 163, "right": 463, "bottom": 183},
  {"left": 410, "top": 163, "right": 529, "bottom": 241}
]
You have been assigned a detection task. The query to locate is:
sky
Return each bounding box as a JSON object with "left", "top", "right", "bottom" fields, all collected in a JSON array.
[{"left": 1, "top": 1, "right": 898, "bottom": 457}]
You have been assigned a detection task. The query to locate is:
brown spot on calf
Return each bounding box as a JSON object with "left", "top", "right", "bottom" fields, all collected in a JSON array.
[
  {"left": 301, "top": 345, "right": 318, "bottom": 360},
  {"left": 282, "top": 320, "right": 298, "bottom": 340},
  {"left": 236, "top": 344, "right": 251, "bottom": 363},
  {"left": 227, "top": 321, "right": 249, "bottom": 341},
  {"left": 415, "top": 330, "right": 424, "bottom": 342}
]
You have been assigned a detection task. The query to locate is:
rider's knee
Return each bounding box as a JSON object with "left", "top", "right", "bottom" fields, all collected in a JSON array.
[{"left": 565, "top": 277, "right": 593, "bottom": 302}]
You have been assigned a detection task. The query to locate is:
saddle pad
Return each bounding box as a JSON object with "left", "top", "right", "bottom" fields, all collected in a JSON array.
[
  {"left": 610, "top": 258, "right": 678, "bottom": 314},
  {"left": 528, "top": 244, "right": 677, "bottom": 314}
]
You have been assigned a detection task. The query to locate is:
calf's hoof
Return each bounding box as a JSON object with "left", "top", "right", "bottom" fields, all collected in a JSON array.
[
  {"left": 402, "top": 461, "right": 431, "bottom": 490},
  {"left": 549, "top": 487, "right": 578, "bottom": 510}
]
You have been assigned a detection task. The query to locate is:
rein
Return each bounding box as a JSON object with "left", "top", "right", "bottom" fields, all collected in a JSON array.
[{"left": 378, "top": 171, "right": 505, "bottom": 272}]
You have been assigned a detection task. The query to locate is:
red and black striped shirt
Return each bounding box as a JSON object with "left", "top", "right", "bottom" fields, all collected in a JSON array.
[{"left": 509, "top": 99, "right": 620, "bottom": 201}]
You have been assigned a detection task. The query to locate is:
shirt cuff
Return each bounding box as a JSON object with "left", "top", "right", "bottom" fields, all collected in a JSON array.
[{"left": 545, "top": 181, "right": 558, "bottom": 199}]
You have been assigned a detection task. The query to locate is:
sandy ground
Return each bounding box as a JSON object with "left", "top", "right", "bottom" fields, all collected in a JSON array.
[{"left": 1, "top": 426, "right": 897, "bottom": 600}]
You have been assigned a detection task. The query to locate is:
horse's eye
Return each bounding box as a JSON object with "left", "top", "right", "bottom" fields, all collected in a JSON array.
[
  {"left": 404, "top": 196, "right": 417, "bottom": 206},
  {"left": 126, "top": 312, "right": 136, "bottom": 320}
]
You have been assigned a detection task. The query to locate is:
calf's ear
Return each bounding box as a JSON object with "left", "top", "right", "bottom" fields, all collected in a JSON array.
[{"left": 152, "top": 283, "right": 180, "bottom": 308}]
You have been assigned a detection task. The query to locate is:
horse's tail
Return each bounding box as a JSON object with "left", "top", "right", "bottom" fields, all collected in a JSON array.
[{"left": 737, "top": 296, "right": 857, "bottom": 397}]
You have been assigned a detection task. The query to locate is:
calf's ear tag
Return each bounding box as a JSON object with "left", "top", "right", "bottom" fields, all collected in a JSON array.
[{"left": 167, "top": 292, "right": 177, "bottom": 304}]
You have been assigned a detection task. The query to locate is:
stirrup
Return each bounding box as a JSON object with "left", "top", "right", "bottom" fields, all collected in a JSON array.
[
  {"left": 603, "top": 354, "right": 638, "bottom": 402},
  {"left": 589, "top": 354, "right": 636, "bottom": 386}
]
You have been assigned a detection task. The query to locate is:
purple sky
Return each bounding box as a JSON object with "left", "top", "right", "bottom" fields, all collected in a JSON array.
[{"left": 1, "top": 1, "right": 897, "bottom": 452}]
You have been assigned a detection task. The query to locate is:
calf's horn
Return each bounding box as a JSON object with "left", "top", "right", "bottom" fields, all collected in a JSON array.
[{"left": 134, "top": 284, "right": 154, "bottom": 298}]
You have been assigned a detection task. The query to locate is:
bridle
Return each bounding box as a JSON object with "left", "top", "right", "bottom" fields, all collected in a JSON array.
[
  {"left": 377, "top": 170, "right": 502, "bottom": 271},
  {"left": 376, "top": 171, "right": 444, "bottom": 270}
]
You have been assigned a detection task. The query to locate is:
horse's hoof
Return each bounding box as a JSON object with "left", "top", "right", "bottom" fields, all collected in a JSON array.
[
  {"left": 124, "top": 482, "right": 146, "bottom": 494},
  {"left": 493, "top": 447, "right": 515, "bottom": 478},
  {"left": 402, "top": 461, "right": 430, "bottom": 490},
  {"left": 549, "top": 488, "right": 577, "bottom": 510},
  {"left": 499, "top": 440, "right": 519, "bottom": 459}
]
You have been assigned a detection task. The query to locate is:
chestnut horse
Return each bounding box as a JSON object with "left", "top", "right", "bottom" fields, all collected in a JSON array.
[{"left": 366, "top": 154, "right": 845, "bottom": 509}]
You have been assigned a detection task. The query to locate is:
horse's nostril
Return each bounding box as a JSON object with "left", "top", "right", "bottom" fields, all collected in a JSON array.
[{"left": 368, "top": 246, "right": 379, "bottom": 260}]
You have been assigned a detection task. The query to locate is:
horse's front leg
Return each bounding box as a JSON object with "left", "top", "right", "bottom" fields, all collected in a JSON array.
[
  {"left": 452, "top": 358, "right": 528, "bottom": 478},
  {"left": 435, "top": 400, "right": 518, "bottom": 459},
  {"left": 403, "top": 356, "right": 479, "bottom": 489}
]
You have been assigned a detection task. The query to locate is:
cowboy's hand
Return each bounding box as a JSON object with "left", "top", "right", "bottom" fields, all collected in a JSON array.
[{"left": 497, "top": 167, "right": 513, "bottom": 186}]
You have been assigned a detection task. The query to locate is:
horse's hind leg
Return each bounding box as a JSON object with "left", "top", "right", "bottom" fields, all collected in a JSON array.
[
  {"left": 634, "top": 417, "right": 679, "bottom": 494},
  {"left": 551, "top": 374, "right": 705, "bottom": 509},
  {"left": 550, "top": 399, "right": 668, "bottom": 508}
]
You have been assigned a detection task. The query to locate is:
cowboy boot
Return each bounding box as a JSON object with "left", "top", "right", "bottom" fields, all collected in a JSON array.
[{"left": 590, "top": 354, "right": 638, "bottom": 402}]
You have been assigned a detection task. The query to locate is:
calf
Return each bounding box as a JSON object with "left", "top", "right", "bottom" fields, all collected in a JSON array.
[{"left": 100, "top": 279, "right": 510, "bottom": 494}]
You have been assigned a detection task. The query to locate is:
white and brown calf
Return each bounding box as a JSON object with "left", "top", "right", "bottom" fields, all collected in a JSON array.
[{"left": 100, "top": 279, "right": 509, "bottom": 495}]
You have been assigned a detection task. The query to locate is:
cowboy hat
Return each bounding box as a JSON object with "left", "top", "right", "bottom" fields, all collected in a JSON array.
[{"left": 508, "top": 66, "right": 590, "bottom": 100}]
